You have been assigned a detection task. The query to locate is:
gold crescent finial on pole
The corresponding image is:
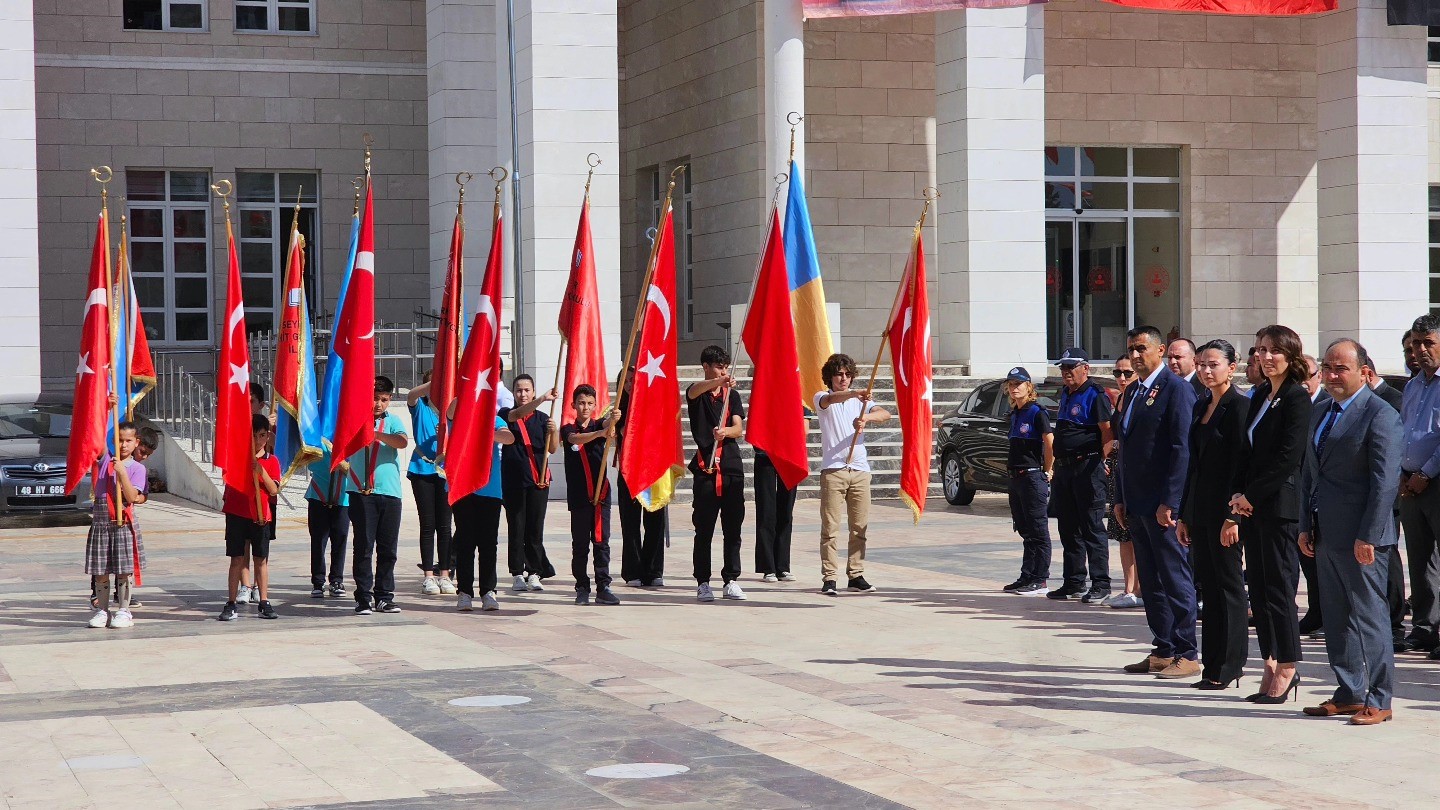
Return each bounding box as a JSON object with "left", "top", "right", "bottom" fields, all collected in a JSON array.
[
  {"left": 488, "top": 166, "right": 507, "bottom": 206},
  {"left": 584, "top": 153, "right": 601, "bottom": 200},
  {"left": 455, "top": 171, "right": 473, "bottom": 204},
  {"left": 787, "top": 112, "right": 803, "bottom": 162},
  {"left": 90, "top": 165, "right": 113, "bottom": 186},
  {"left": 211, "top": 178, "right": 233, "bottom": 214},
  {"left": 771, "top": 172, "right": 788, "bottom": 207},
  {"left": 362, "top": 132, "right": 374, "bottom": 174}
]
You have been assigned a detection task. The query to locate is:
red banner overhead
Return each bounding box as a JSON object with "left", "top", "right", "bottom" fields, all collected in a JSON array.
[
  {"left": 1101, "top": 0, "right": 1334, "bottom": 13},
  {"left": 802, "top": 0, "right": 1041, "bottom": 18}
]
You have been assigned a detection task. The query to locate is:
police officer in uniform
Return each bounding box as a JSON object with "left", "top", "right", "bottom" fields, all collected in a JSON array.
[{"left": 1048, "top": 348, "right": 1116, "bottom": 603}]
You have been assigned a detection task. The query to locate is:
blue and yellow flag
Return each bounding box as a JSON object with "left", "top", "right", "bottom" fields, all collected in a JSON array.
[
  {"left": 783, "top": 158, "right": 834, "bottom": 410},
  {"left": 273, "top": 212, "right": 324, "bottom": 483},
  {"left": 318, "top": 212, "right": 360, "bottom": 448}
]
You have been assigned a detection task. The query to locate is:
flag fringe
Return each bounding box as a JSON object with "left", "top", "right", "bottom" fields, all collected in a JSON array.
[{"left": 638, "top": 464, "right": 688, "bottom": 513}]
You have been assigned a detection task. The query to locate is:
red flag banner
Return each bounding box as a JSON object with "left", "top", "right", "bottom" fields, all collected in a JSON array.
[
  {"left": 742, "top": 209, "right": 809, "bottom": 491},
  {"left": 330, "top": 179, "right": 378, "bottom": 469},
  {"left": 215, "top": 213, "right": 256, "bottom": 503},
  {"left": 431, "top": 200, "right": 465, "bottom": 456},
  {"left": 887, "top": 229, "right": 933, "bottom": 523},
  {"left": 445, "top": 197, "right": 505, "bottom": 505},
  {"left": 803, "top": 0, "right": 1041, "bottom": 17},
  {"left": 1100, "top": 0, "right": 1333, "bottom": 13},
  {"left": 66, "top": 212, "right": 112, "bottom": 496},
  {"left": 619, "top": 202, "right": 686, "bottom": 511},
  {"left": 558, "top": 196, "right": 609, "bottom": 425}
]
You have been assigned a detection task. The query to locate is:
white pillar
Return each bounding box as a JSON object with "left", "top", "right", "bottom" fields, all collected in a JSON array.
[
  {"left": 0, "top": 3, "right": 39, "bottom": 397},
  {"left": 765, "top": 0, "right": 805, "bottom": 217},
  {"left": 1316, "top": 0, "right": 1428, "bottom": 372},
  {"left": 934, "top": 6, "right": 1046, "bottom": 376}
]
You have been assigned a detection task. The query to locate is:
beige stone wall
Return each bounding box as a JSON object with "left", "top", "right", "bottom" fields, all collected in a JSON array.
[{"left": 32, "top": 0, "right": 429, "bottom": 384}]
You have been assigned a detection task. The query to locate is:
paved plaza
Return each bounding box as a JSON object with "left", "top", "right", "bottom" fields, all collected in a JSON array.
[{"left": 3, "top": 490, "right": 1439, "bottom": 809}]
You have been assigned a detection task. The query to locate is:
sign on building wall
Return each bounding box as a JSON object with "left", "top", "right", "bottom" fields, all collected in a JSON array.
[{"left": 801, "top": 0, "right": 1040, "bottom": 18}]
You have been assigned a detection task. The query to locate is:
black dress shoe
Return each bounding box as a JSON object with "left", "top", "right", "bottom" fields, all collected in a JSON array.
[{"left": 1298, "top": 613, "right": 1322, "bottom": 635}]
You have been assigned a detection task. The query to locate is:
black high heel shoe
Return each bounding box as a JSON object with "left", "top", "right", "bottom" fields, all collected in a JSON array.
[
  {"left": 1193, "top": 677, "right": 1241, "bottom": 691},
  {"left": 1252, "top": 674, "right": 1300, "bottom": 704}
]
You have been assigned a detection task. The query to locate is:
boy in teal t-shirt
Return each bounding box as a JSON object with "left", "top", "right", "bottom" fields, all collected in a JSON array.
[{"left": 345, "top": 375, "right": 411, "bottom": 615}]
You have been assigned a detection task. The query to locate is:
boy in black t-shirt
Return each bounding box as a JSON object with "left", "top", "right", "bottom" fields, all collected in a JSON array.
[
  {"left": 561, "top": 385, "right": 620, "bottom": 606},
  {"left": 686, "top": 345, "right": 747, "bottom": 603},
  {"left": 1001, "top": 367, "right": 1054, "bottom": 597}
]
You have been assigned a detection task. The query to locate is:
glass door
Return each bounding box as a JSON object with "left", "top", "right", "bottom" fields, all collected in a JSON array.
[{"left": 1045, "top": 217, "right": 1129, "bottom": 362}]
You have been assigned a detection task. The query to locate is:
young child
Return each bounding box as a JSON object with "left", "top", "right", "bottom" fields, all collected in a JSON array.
[
  {"left": 85, "top": 421, "right": 148, "bottom": 629},
  {"left": 235, "top": 383, "right": 274, "bottom": 605},
  {"left": 346, "top": 375, "right": 410, "bottom": 615},
  {"left": 306, "top": 445, "right": 348, "bottom": 598},
  {"left": 686, "top": 345, "right": 747, "bottom": 603},
  {"left": 814, "top": 353, "right": 890, "bottom": 596},
  {"left": 406, "top": 373, "right": 454, "bottom": 596},
  {"left": 450, "top": 415, "right": 514, "bottom": 611},
  {"left": 93, "top": 425, "right": 160, "bottom": 612},
  {"left": 561, "top": 385, "right": 621, "bottom": 606},
  {"left": 219, "top": 414, "right": 282, "bottom": 621},
  {"left": 1000, "top": 367, "right": 1054, "bottom": 596}
]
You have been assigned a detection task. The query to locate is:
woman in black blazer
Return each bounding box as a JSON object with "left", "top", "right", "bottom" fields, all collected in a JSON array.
[
  {"left": 1226, "top": 325, "right": 1312, "bottom": 704},
  {"left": 1177, "top": 340, "right": 1249, "bottom": 689}
]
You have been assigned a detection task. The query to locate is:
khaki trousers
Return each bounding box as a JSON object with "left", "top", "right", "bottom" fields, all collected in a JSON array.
[{"left": 820, "top": 468, "right": 870, "bottom": 581}]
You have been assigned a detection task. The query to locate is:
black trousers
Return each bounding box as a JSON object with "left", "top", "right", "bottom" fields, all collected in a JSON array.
[
  {"left": 692, "top": 470, "right": 744, "bottom": 584},
  {"left": 753, "top": 454, "right": 796, "bottom": 576},
  {"left": 453, "top": 493, "right": 501, "bottom": 598},
  {"left": 308, "top": 499, "right": 348, "bottom": 588},
  {"left": 1299, "top": 545, "right": 1322, "bottom": 625},
  {"left": 350, "top": 493, "right": 401, "bottom": 607},
  {"left": 571, "top": 502, "right": 613, "bottom": 592},
  {"left": 1051, "top": 457, "right": 1111, "bottom": 590},
  {"left": 1008, "top": 469, "right": 1051, "bottom": 583},
  {"left": 1191, "top": 520, "right": 1248, "bottom": 682},
  {"left": 409, "top": 473, "right": 453, "bottom": 574},
  {"left": 1243, "top": 510, "right": 1302, "bottom": 663},
  {"left": 1388, "top": 541, "right": 1406, "bottom": 641},
  {"left": 504, "top": 484, "right": 555, "bottom": 578},
  {"left": 619, "top": 475, "right": 666, "bottom": 584}
]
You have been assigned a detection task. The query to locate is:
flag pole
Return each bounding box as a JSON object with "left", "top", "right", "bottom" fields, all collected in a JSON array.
[
  {"left": 593, "top": 163, "right": 684, "bottom": 505},
  {"left": 91, "top": 166, "right": 123, "bottom": 523},
  {"left": 543, "top": 154, "right": 600, "bottom": 485},
  {"left": 846, "top": 188, "right": 938, "bottom": 464}
]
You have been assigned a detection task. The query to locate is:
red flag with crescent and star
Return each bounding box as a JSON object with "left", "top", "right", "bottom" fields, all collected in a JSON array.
[
  {"left": 445, "top": 196, "right": 505, "bottom": 505},
  {"left": 214, "top": 212, "right": 256, "bottom": 501},
  {"left": 65, "top": 211, "right": 112, "bottom": 496},
  {"left": 431, "top": 197, "right": 465, "bottom": 457},
  {"left": 888, "top": 228, "right": 933, "bottom": 522},
  {"left": 619, "top": 200, "right": 685, "bottom": 511},
  {"left": 330, "top": 178, "right": 378, "bottom": 470},
  {"left": 558, "top": 195, "right": 608, "bottom": 425}
]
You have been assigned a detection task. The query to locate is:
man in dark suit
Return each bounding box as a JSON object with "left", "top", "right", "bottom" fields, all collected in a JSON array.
[
  {"left": 1297, "top": 353, "right": 1333, "bottom": 637},
  {"left": 1167, "top": 338, "right": 1207, "bottom": 398},
  {"left": 1299, "top": 339, "right": 1403, "bottom": 725},
  {"left": 1116, "top": 326, "right": 1199, "bottom": 678},
  {"left": 1361, "top": 348, "right": 1407, "bottom": 649}
]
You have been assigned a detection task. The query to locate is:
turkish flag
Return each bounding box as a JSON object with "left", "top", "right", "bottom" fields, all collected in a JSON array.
[
  {"left": 214, "top": 214, "right": 256, "bottom": 501},
  {"left": 445, "top": 198, "right": 505, "bottom": 505},
  {"left": 558, "top": 197, "right": 609, "bottom": 425},
  {"left": 66, "top": 211, "right": 112, "bottom": 496},
  {"left": 888, "top": 229, "right": 933, "bottom": 522},
  {"left": 619, "top": 203, "right": 685, "bottom": 511},
  {"left": 431, "top": 201, "right": 465, "bottom": 456},
  {"left": 330, "top": 179, "right": 378, "bottom": 469},
  {"left": 1100, "top": 0, "right": 1333, "bottom": 12},
  {"left": 742, "top": 209, "right": 809, "bottom": 490}
]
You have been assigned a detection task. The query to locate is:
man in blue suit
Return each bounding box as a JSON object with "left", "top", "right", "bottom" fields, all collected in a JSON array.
[{"left": 1115, "top": 325, "right": 1200, "bottom": 678}]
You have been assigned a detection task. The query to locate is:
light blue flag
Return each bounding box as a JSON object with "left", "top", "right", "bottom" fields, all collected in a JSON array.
[{"left": 318, "top": 213, "right": 361, "bottom": 447}]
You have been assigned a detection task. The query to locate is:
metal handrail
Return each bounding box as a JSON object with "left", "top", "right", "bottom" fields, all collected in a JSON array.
[{"left": 147, "top": 351, "right": 217, "bottom": 463}]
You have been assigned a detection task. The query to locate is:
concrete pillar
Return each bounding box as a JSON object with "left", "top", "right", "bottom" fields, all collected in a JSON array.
[
  {"left": 765, "top": 0, "right": 805, "bottom": 216},
  {"left": 0, "top": 3, "right": 39, "bottom": 397},
  {"left": 934, "top": 6, "right": 1046, "bottom": 376},
  {"left": 1316, "top": 0, "right": 1428, "bottom": 372}
]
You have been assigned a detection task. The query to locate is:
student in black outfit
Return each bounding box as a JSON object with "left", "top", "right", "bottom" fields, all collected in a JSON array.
[
  {"left": 753, "top": 446, "right": 798, "bottom": 584},
  {"left": 1176, "top": 340, "right": 1249, "bottom": 688},
  {"left": 1001, "top": 367, "right": 1054, "bottom": 596},
  {"left": 500, "top": 374, "right": 559, "bottom": 593},
  {"left": 616, "top": 367, "right": 667, "bottom": 587},
  {"left": 687, "top": 345, "right": 747, "bottom": 603},
  {"left": 1048, "top": 347, "right": 1115, "bottom": 603},
  {"left": 562, "top": 384, "right": 621, "bottom": 606}
]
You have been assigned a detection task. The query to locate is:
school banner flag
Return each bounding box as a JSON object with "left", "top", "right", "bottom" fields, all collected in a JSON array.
[
  {"left": 802, "top": 0, "right": 1040, "bottom": 17},
  {"left": 215, "top": 210, "right": 257, "bottom": 504},
  {"left": 558, "top": 195, "right": 609, "bottom": 425},
  {"left": 445, "top": 195, "right": 505, "bottom": 505},
  {"left": 272, "top": 213, "right": 324, "bottom": 483},
  {"left": 783, "top": 158, "right": 833, "bottom": 411},
  {"left": 114, "top": 217, "right": 154, "bottom": 420},
  {"left": 742, "top": 208, "right": 809, "bottom": 491},
  {"left": 1099, "top": 0, "right": 1333, "bottom": 13},
  {"left": 430, "top": 196, "right": 466, "bottom": 457},
  {"left": 66, "top": 211, "right": 112, "bottom": 496},
  {"left": 318, "top": 210, "right": 360, "bottom": 448},
  {"left": 619, "top": 200, "right": 685, "bottom": 512},
  {"left": 1388, "top": 0, "right": 1440, "bottom": 24},
  {"left": 888, "top": 228, "right": 933, "bottom": 523},
  {"left": 329, "top": 179, "right": 378, "bottom": 470}
]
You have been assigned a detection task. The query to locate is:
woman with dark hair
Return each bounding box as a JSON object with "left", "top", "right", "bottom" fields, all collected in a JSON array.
[
  {"left": 1225, "top": 324, "right": 1311, "bottom": 703},
  {"left": 1176, "top": 340, "right": 1249, "bottom": 688}
]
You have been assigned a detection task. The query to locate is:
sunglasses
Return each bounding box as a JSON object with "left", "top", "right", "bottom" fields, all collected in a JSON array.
[{"left": 1112, "top": 370, "right": 1136, "bottom": 378}]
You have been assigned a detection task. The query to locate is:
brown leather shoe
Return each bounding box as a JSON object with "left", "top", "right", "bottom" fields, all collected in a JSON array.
[
  {"left": 1154, "top": 657, "right": 1201, "bottom": 679},
  {"left": 1303, "top": 700, "right": 1364, "bottom": 717},
  {"left": 1349, "top": 707, "right": 1393, "bottom": 725},
  {"left": 1124, "top": 654, "right": 1173, "bottom": 674}
]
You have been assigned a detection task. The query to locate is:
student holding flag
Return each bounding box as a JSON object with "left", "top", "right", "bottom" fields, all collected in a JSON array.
[{"left": 345, "top": 375, "right": 411, "bottom": 616}]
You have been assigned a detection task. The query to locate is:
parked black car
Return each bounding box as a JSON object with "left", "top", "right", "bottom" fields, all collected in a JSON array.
[
  {"left": 937, "top": 376, "right": 1118, "bottom": 506},
  {"left": 0, "top": 398, "right": 91, "bottom": 518}
]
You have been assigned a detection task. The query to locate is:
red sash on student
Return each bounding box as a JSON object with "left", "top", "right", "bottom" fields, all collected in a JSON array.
[
  {"left": 577, "top": 421, "right": 607, "bottom": 545},
  {"left": 516, "top": 413, "right": 551, "bottom": 488},
  {"left": 349, "top": 417, "right": 385, "bottom": 494},
  {"left": 695, "top": 388, "right": 728, "bottom": 496}
]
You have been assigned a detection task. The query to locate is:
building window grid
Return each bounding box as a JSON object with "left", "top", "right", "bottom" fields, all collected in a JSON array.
[
  {"left": 1429, "top": 27, "right": 1439, "bottom": 64},
  {"left": 124, "top": 169, "right": 212, "bottom": 347},
  {"left": 235, "top": 0, "right": 317, "bottom": 35},
  {"left": 236, "top": 172, "right": 321, "bottom": 336},
  {"left": 1429, "top": 186, "right": 1440, "bottom": 315},
  {"left": 122, "top": 0, "right": 207, "bottom": 32}
]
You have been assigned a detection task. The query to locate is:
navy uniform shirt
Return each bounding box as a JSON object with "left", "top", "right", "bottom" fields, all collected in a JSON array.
[
  {"left": 561, "top": 420, "right": 609, "bottom": 509},
  {"left": 687, "top": 387, "right": 746, "bottom": 476},
  {"left": 1008, "top": 403, "right": 1052, "bottom": 469},
  {"left": 498, "top": 406, "right": 551, "bottom": 489},
  {"left": 1054, "top": 380, "right": 1113, "bottom": 457}
]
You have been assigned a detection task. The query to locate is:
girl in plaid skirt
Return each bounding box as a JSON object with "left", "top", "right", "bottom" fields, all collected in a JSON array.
[{"left": 85, "top": 421, "right": 147, "bottom": 629}]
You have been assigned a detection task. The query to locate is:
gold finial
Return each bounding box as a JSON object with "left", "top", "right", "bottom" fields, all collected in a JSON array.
[
  {"left": 91, "top": 166, "right": 113, "bottom": 205},
  {"left": 668, "top": 163, "right": 686, "bottom": 194},
  {"left": 488, "top": 166, "right": 507, "bottom": 202},
  {"left": 455, "top": 171, "right": 473, "bottom": 203},
  {"left": 917, "top": 187, "right": 940, "bottom": 228},
  {"left": 771, "top": 172, "right": 788, "bottom": 207},
  {"left": 787, "top": 112, "right": 803, "bottom": 162},
  {"left": 352, "top": 175, "right": 364, "bottom": 216},
  {"left": 584, "top": 153, "right": 601, "bottom": 201},
  {"left": 211, "top": 178, "right": 233, "bottom": 214},
  {"left": 362, "top": 132, "right": 374, "bottom": 174}
]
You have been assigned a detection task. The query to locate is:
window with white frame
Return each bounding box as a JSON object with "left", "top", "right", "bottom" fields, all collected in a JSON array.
[
  {"left": 1430, "top": 186, "right": 1440, "bottom": 315},
  {"left": 235, "top": 0, "right": 316, "bottom": 34},
  {"left": 124, "top": 170, "right": 212, "bottom": 346},
  {"left": 1429, "top": 27, "right": 1439, "bottom": 64},
  {"left": 236, "top": 172, "right": 321, "bottom": 335},
  {"left": 647, "top": 163, "right": 694, "bottom": 338},
  {"left": 122, "top": 0, "right": 206, "bottom": 31}
]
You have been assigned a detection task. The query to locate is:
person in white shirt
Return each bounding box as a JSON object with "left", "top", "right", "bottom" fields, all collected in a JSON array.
[{"left": 814, "top": 353, "right": 891, "bottom": 596}]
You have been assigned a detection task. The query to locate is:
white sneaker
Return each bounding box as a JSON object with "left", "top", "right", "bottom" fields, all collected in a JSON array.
[
  {"left": 512, "top": 575, "right": 530, "bottom": 592},
  {"left": 652, "top": 577, "right": 665, "bottom": 587},
  {"left": 526, "top": 574, "right": 544, "bottom": 592},
  {"left": 481, "top": 591, "right": 500, "bottom": 611},
  {"left": 236, "top": 585, "right": 253, "bottom": 605},
  {"left": 110, "top": 609, "right": 134, "bottom": 628},
  {"left": 762, "top": 573, "right": 779, "bottom": 583},
  {"left": 723, "top": 582, "right": 747, "bottom": 601},
  {"left": 457, "top": 593, "right": 474, "bottom": 611},
  {"left": 778, "top": 572, "right": 795, "bottom": 582},
  {"left": 696, "top": 583, "right": 715, "bottom": 602},
  {"left": 625, "top": 579, "right": 643, "bottom": 587},
  {"left": 422, "top": 576, "right": 440, "bottom": 596},
  {"left": 439, "top": 577, "right": 456, "bottom": 595},
  {"left": 88, "top": 608, "right": 109, "bottom": 628},
  {"left": 1108, "top": 592, "right": 1144, "bottom": 609}
]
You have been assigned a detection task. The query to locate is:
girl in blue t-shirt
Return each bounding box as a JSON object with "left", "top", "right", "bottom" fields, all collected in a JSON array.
[{"left": 1001, "top": 368, "right": 1054, "bottom": 597}]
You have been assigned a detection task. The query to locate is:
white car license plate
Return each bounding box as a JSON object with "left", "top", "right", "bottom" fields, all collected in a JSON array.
[{"left": 16, "top": 485, "right": 64, "bottom": 497}]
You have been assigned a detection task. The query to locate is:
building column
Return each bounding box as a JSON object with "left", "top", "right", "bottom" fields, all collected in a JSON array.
[
  {"left": 765, "top": 0, "right": 805, "bottom": 212},
  {"left": 934, "top": 6, "right": 1046, "bottom": 376},
  {"left": 1316, "top": 0, "right": 1428, "bottom": 372},
  {"left": 0, "top": 3, "right": 39, "bottom": 397}
]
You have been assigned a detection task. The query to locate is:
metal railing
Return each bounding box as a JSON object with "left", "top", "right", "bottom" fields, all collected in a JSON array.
[{"left": 149, "top": 351, "right": 218, "bottom": 463}]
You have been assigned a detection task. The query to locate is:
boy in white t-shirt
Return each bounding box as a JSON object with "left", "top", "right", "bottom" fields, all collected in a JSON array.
[{"left": 814, "top": 353, "right": 891, "bottom": 596}]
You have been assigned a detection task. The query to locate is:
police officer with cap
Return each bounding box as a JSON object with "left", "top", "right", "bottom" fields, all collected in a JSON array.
[{"left": 1048, "top": 347, "right": 1116, "bottom": 603}]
